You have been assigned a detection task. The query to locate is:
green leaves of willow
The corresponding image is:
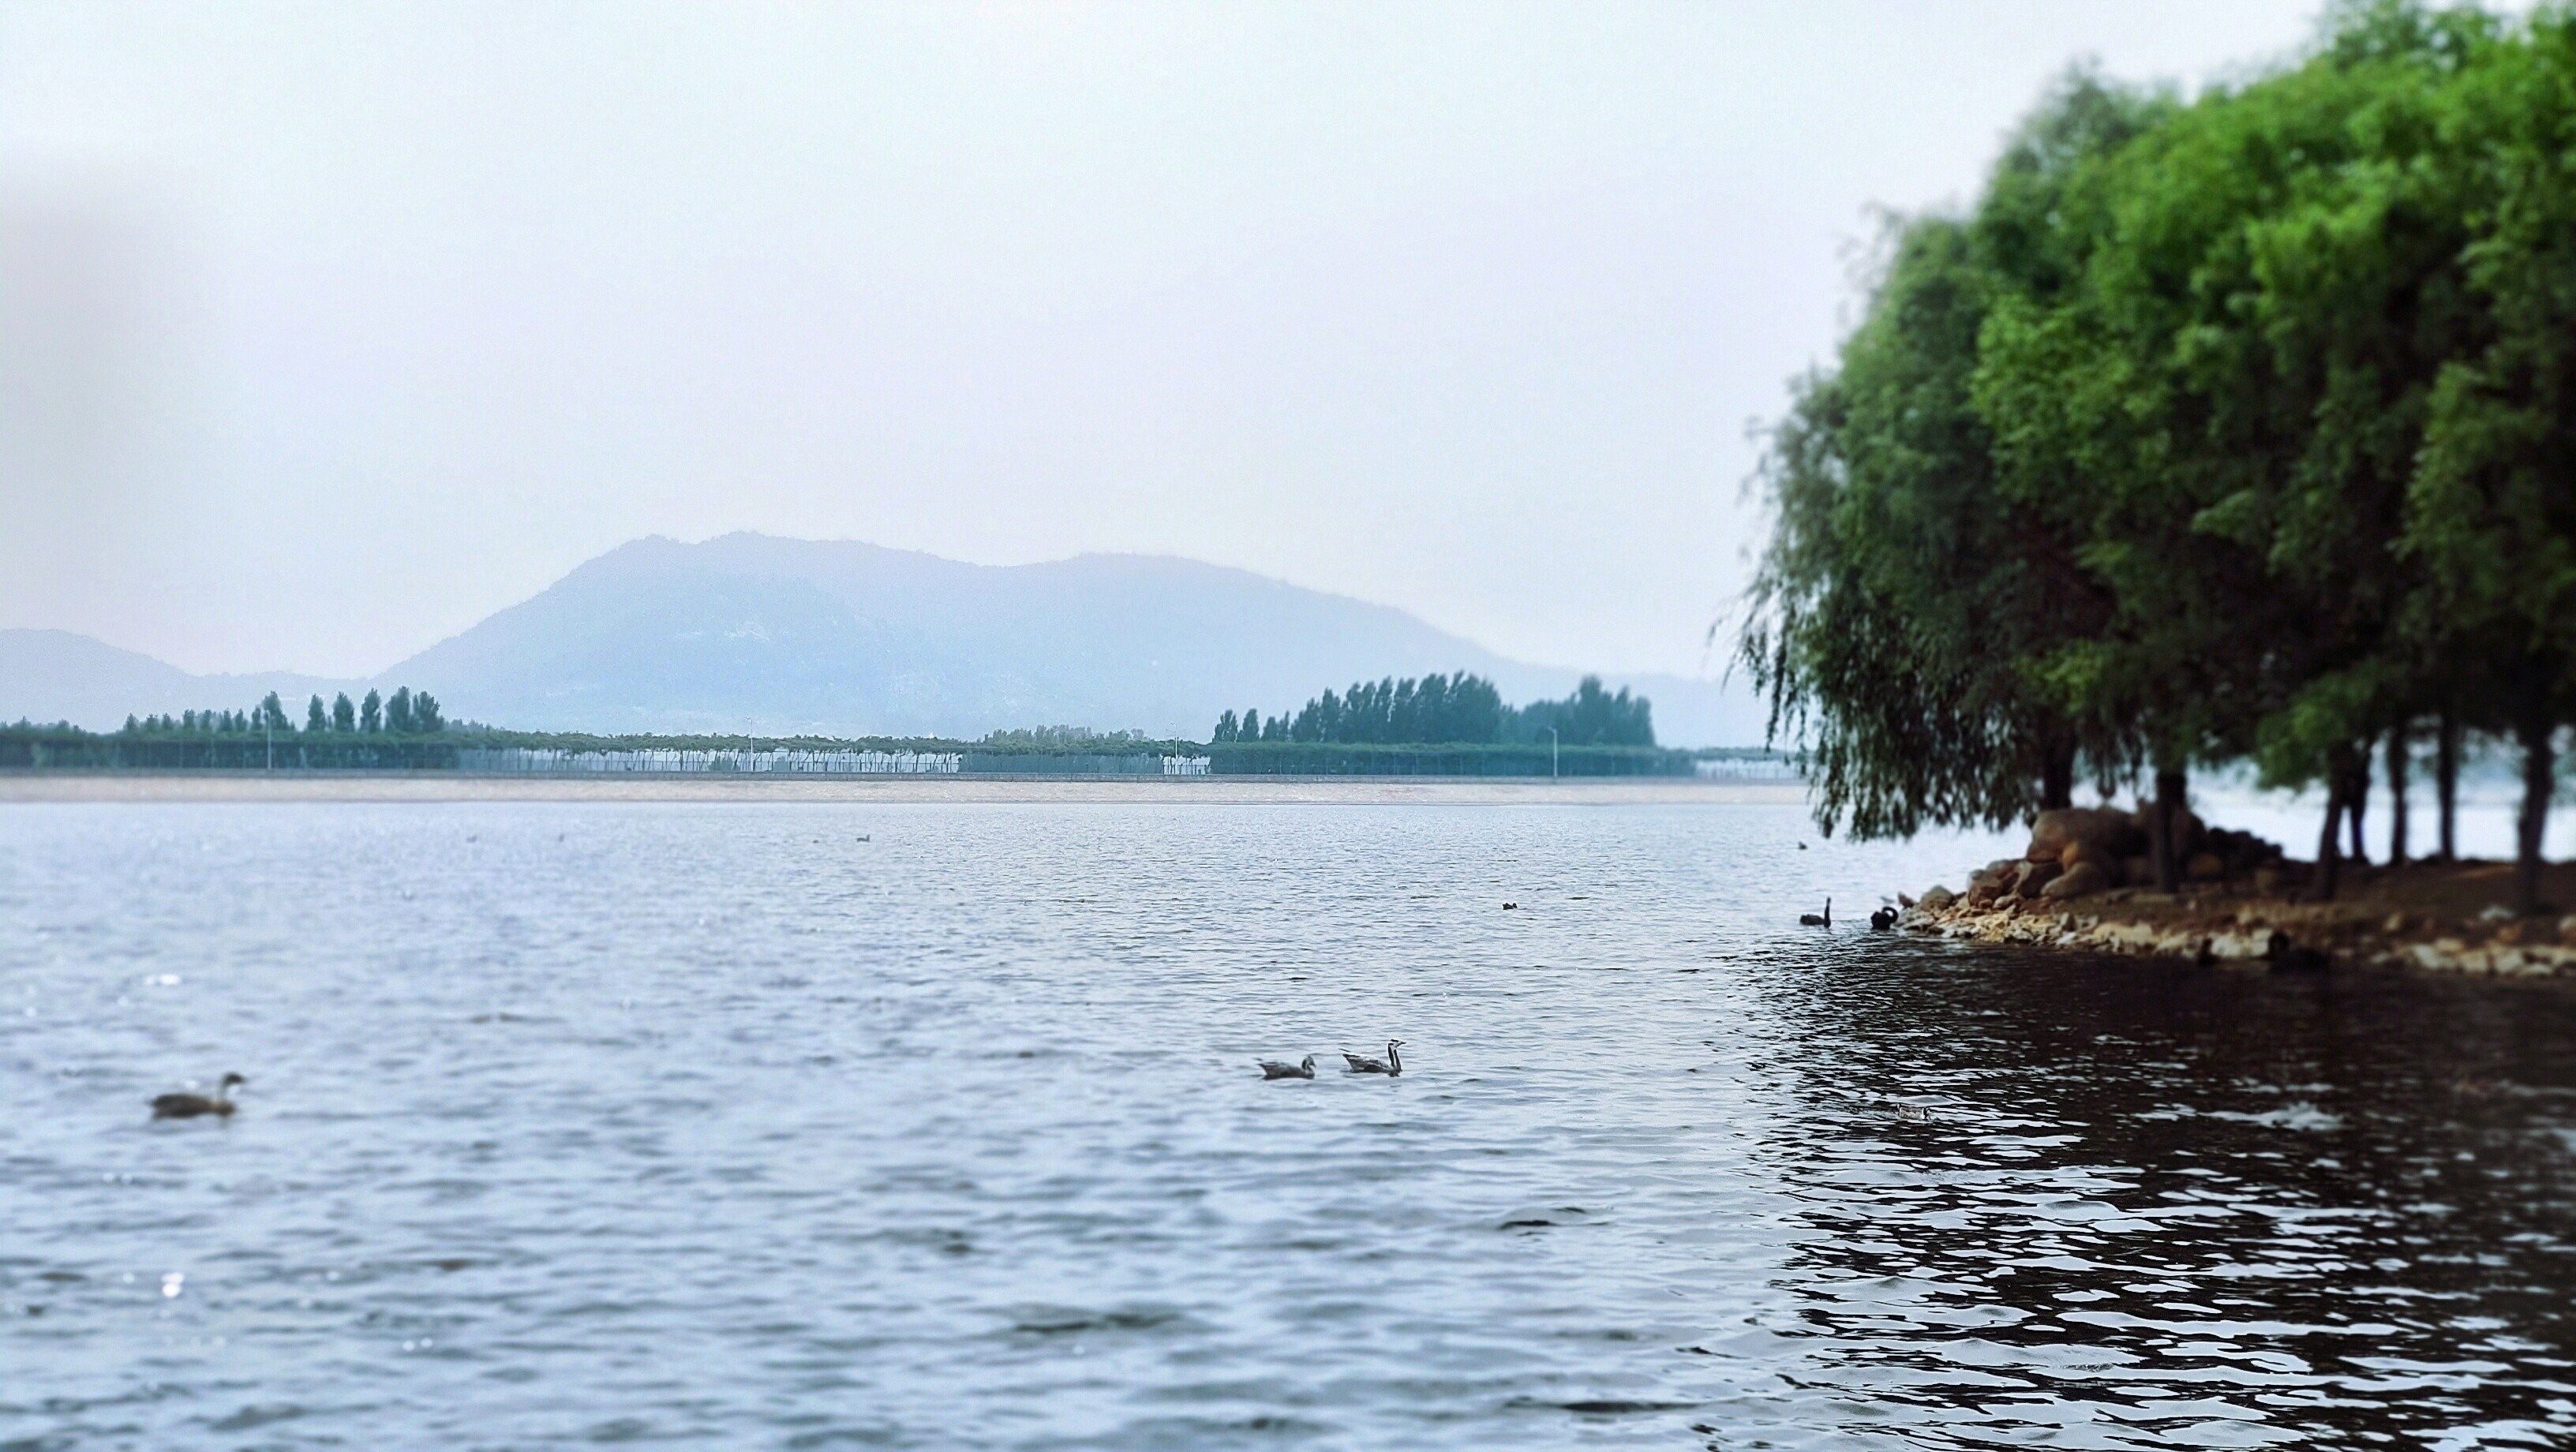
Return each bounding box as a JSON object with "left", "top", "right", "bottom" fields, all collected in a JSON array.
[{"left": 1747, "top": 2, "right": 2576, "bottom": 848}]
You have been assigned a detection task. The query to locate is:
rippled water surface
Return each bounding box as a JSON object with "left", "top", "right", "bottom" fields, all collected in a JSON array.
[{"left": 5, "top": 800, "right": 2574, "bottom": 1449}]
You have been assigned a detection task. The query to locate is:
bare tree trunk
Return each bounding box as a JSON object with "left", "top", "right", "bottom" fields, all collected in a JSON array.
[
  {"left": 2041, "top": 738, "right": 2076, "bottom": 813},
  {"left": 2311, "top": 770, "right": 2346, "bottom": 903},
  {"left": 2437, "top": 710, "right": 2461, "bottom": 862},
  {"left": 2346, "top": 735, "right": 2371, "bottom": 866},
  {"left": 2386, "top": 723, "right": 2409, "bottom": 869},
  {"left": 2151, "top": 764, "right": 2187, "bottom": 893},
  {"left": 2517, "top": 714, "right": 2555, "bottom": 916}
]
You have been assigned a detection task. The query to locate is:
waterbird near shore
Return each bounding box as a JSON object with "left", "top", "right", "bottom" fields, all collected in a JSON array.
[
  {"left": 1258, "top": 1055, "right": 1317, "bottom": 1080},
  {"left": 1870, "top": 905, "right": 1898, "bottom": 930},
  {"left": 152, "top": 1073, "right": 244, "bottom": 1120},
  {"left": 1343, "top": 1040, "right": 1404, "bottom": 1076},
  {"left": 1799, "top": 898, "right": 1831, "bottom": 927}
]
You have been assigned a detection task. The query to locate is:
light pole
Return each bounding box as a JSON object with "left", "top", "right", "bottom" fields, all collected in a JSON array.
[{"left": 1546, "top": 726, "right": 1558, "bottom": 780}]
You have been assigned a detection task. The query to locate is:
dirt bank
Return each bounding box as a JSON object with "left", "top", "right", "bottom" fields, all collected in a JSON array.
[{"left": 1904, "top": 856, "right": 2576, "bottom": 979}]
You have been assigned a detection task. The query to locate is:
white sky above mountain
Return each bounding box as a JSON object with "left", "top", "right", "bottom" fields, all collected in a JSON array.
[{"left": 4, "top": 1, "right": 2326, "bottom": 679}]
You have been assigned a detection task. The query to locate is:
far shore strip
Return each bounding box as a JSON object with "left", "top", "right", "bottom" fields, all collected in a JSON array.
[{"left": 0, "top": 773, "right": 1807, "bottom": 806}]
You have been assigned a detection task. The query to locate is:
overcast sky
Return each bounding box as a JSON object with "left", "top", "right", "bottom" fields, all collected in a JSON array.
[{"left": 2, "top": 1, "right": 2330, "bottom": 679}]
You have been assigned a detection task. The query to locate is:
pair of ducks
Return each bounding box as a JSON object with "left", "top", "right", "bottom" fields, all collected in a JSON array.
[
  {"left": 152, "top": 1073, "right": 245, "bottom": 1119},
  {"left": 1258, "top": 1039, "right": 1402, "bottom": 1080}
]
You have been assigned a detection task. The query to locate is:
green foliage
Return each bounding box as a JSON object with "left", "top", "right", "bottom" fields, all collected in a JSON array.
[
  {"left": 1743, "top": 2, "right": 2575, "bottom": 904},
  {"left": 1224, "top": 672, "right": 1649, "bottom": 747},
  {"left": 1286, "top": 672, "right": 1515, "bottom": 744},
  {"left": 1505, "top": 676, "right": 1655, "bottom": 747},
  {"left": 1210, "top": 740, "right": 1689, "bottom": 777},
  {"left": 973, "top": 725, "right": 1163, "bottom": 753},
  {"left": 1745, "top": 69, "right": 2162, "bottom": 837}
]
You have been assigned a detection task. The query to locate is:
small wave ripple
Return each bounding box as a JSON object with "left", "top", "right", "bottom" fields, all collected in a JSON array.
[{"left": 1, "top": 801, "right": 2570, "bottom": 1448}]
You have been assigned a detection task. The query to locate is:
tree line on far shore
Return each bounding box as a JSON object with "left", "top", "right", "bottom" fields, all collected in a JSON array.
[
  {"left": 1743, "top": 2, "right": 2576, "bottom": 911},
  {"left": 125, "top": 687, "right": 446, "bottom": 736},
  {"left": 1211, "top": 673, "right": 1655, "bottom": 747}
]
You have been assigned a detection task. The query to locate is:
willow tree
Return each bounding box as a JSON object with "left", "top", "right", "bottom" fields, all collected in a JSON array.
[
  {"left": 2409, "top": 5, "right": 2576, "bottom": 912},
  {"left": 1975, "top": 3, "right": 2493, "bottom": 895},
  {"left": 1742, "top": 74, "right": 2156, "bottom": 839}
]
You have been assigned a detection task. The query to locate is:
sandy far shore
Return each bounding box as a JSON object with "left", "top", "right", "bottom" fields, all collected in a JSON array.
[{"left": 0, "top": 772, "right": 1807, "bottom": 806}]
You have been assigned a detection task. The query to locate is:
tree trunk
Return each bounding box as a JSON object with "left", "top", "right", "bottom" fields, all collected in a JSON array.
[
  {"left": 2517, "top": 714, "right": 2555, "bottom": 917},
  {"left": 2310, "top": 773, "right": 2346, "bottom": 903},
  {"left": 2151, "top": 764, "right": 2187, "bottom": 893},
  {"left": 2436, "top": 710, "right": 2461, "bottom": 862},
  {"left": 2041, "top": 739, "right": 2076, "bottom": 813},
  {"left": 2346, "top": 735, "right": 2371, "bottom": 866},
  {"left": 2386, "top": 724, "right": 2409, "bottom": 870}
]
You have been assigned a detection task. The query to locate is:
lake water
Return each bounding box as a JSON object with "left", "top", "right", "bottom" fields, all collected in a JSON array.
[{"left": 4, "top": 799, "right": 2574, "bottom": 1449}]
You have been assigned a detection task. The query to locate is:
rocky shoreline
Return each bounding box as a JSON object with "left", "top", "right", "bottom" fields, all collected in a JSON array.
[{"left": 1896, "top": 806, "right": 2576, "bottom": 980}]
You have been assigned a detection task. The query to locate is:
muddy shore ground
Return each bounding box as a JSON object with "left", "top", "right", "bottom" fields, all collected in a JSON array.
[{"left": 1905, "top": 855, "right": 2576, "bottom": 979}]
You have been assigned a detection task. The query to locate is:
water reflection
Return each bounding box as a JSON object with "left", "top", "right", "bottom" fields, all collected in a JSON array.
[{"left": 1766, "top": 945, "right": 2576, "bottom": 1447}]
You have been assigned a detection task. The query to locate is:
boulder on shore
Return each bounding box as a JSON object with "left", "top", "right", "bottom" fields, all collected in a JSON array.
[
  {"left": 2041, "top": 861, "right": 2110, "bottom": 900},
  {"left": 2028, "top": 807, "right": 2145, "bottom": 864},
  {"left": 2014, "top": 859, "right": 2063, "bottom": 899},
  {"left": 2060, "top": 838, "right": 2122, "bottom": 885},
  {"left": 1919, "top": 885, "right": 1957, "bottom": 911}
]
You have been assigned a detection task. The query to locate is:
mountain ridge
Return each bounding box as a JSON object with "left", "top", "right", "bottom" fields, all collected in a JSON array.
[{"left": 2, "top": 534, "right": 1767, "bottom": 746}]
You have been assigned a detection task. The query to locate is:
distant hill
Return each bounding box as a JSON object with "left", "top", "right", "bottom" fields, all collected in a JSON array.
[
  {"left": 0, "top": 629, "right": 350, "bottom": 733},
  {"left": 1, "top": 534, "right": 1769, "bottom": 746}
]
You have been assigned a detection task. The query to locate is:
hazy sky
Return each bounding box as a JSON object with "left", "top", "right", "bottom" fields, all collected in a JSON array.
[{"left": 2, "top": 1, "right": 2330, "bottom": 679}]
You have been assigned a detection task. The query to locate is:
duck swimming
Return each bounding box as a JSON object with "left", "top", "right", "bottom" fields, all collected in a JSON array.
[
  {"left": 152, "top": 1073, "right": 244, "bottom": 1120},
  {"left": 1342, "top": 1040, "right": 1404, "bottom": 1076},
  {"left": 1258, "top": 1054, "right": 1317, "bottom": 1080}
]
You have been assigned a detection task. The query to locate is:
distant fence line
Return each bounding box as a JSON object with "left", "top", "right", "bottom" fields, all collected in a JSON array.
[
  {"left": 953, "top": 753, "right": 1213, "bottom": 775},
  {"left": 458, "top": 748, "right": 963, "bottom": 775},
  {"left": 1, "top": 727, "right": 1780, "bottom": 780},
  {"left": 454, "top": 747, "right": 1216, "bottom": 777},
  {"left": 1694, "top": 756, "right": 1803, "bottom": 783}
]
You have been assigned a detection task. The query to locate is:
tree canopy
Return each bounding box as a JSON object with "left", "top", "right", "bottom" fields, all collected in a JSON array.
[
  {"left": 1215, "top": 672, "right": 1653, "bottom": 747},
  {"left": 1742, "top": 1, "right": 2576, "bottom": 909}
]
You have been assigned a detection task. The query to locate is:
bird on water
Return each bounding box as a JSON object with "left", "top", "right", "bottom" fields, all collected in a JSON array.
[
  {"left": 1870, "top": 905, "right": 1899, "bottom": 930},
  {"left": 1342, "top": 1040, "right": 1405, "bottom": 1076},
  {"left": 1799, "top": 898, "right": 1831, "bottom": 927},
  {"left": 1258, "top": 1054, "right": 1317, "bottom": 1080},
  {"left": 152, "top": 1073, "right": 245, "bottom": 1119}
]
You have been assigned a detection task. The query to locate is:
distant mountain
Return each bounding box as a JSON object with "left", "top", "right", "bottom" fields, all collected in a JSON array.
[
  {"left": 2, "top": 534, "right": 1770, "bottom": 746},
  {"left": 0, "top": 629, "right": 352, "bottom": 732}
]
